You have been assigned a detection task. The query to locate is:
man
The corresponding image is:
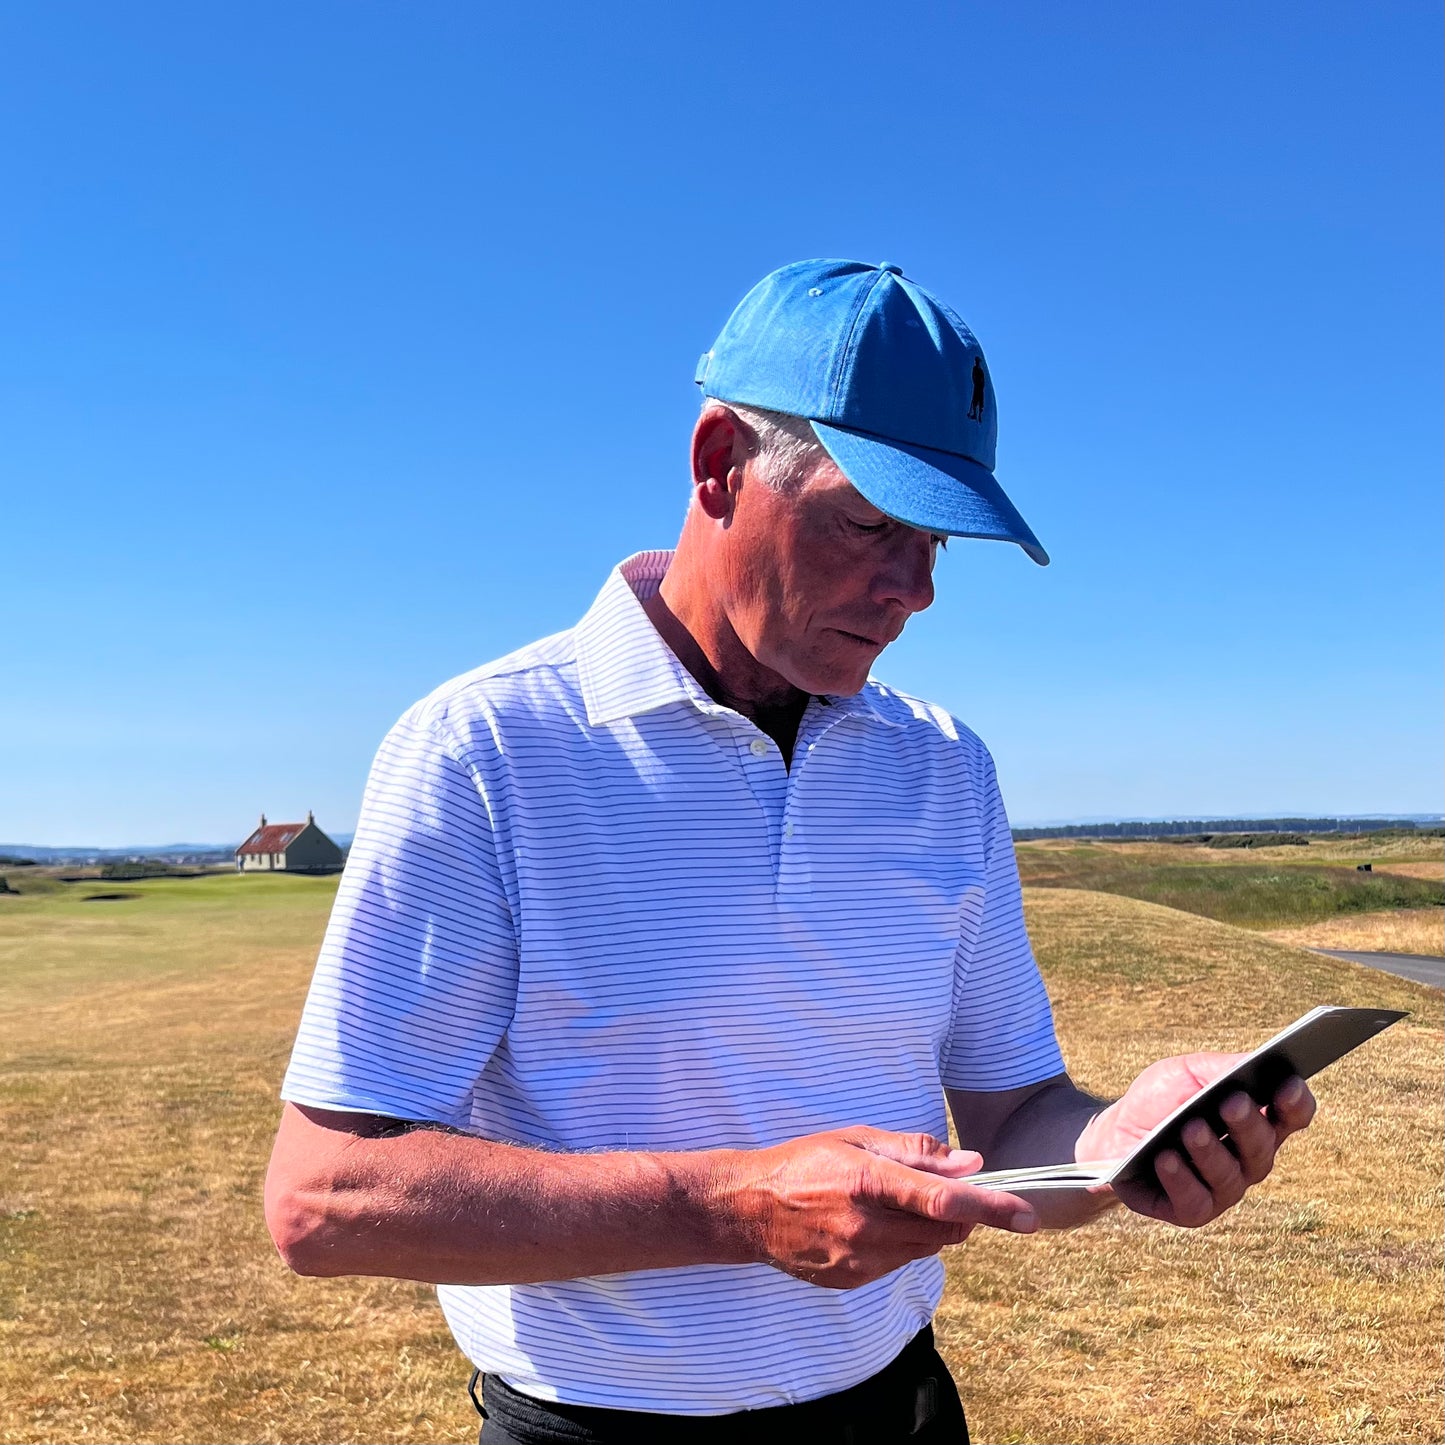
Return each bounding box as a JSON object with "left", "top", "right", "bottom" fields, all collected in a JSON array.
[{"left": 265, "top": 259, "right": 1316, "bottom": 1443}]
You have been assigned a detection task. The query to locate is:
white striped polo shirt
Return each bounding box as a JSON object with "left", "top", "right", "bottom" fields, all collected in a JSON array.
[{"left": 281, "top": 549, "right": 1064, "bottom": 1415}]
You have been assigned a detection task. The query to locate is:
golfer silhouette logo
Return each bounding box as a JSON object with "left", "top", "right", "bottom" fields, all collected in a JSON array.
[{"left": 968, "top": 356, "right": 987, "bottom": 420}]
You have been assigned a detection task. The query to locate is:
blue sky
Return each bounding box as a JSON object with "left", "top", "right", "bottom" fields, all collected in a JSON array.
[{"left": 2, "top": 1, "right": 1440, "bottom": 846}]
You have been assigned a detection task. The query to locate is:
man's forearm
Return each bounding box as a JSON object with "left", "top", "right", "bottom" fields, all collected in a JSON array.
[
  {"left": 984, "top": 1079, "right": 1119, "bottom": 1229},
  {"left": 265, "top": 1107, "right": 751, "bottom": 1284},
  {"left": 266, "top": 1107, "right": 1045, "bottom": 1288},
  {"left": 983, "top": 1078, "right": 1110, "bottom": 1172}
]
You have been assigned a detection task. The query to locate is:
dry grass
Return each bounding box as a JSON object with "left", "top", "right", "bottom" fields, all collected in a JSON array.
[
  {"left": 1266, "top": 909, "right": 1444, "bottom": 958},
  {"left": 1229, "top": 833, "right": 1444, "bottom": 867},
  {"left": 1371, "top": 861, "right": 1445, "bottom": 884},
  {"left": 2, "top": 876, "right": 1441, "bottom": 1444},
  {"left": 1264, "top": 834, "right": 1443, "bottom": 865},
  {"left": 0, "top": 876, "right": 471, "bottom": 1445},
  {"left": 1018, "top": 834, "right": 1444, "bottom": 869},
  {"left": 943, "top": 890, "right": 1443, "bottom": 1445}
]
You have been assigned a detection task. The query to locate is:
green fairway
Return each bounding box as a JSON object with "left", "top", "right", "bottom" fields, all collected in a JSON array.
[{"left": 0, "top": 871, "right": 340, "bottom": 1009}]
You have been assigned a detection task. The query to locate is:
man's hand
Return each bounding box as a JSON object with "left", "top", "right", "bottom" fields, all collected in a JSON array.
[
  {"left": 715, "top": 1125, "right": 1039, "bottom": 1290},
  {"left": 1076, "top": 1053, "right": 1318, "bottom": 1228}
]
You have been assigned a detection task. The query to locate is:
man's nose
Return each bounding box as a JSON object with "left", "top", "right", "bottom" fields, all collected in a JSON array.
[{"left": 871, "top": 530, "right": 937, "bottom": 616}]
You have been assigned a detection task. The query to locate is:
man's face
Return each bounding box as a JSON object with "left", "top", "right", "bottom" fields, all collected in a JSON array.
[{"left": 718, "top": 456, "right": 942, "bottom": 697}]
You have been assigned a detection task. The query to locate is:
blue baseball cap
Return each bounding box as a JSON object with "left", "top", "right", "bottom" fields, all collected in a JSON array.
[{"left": 695, "top": 258, "right": 1048, "bottom": 566}]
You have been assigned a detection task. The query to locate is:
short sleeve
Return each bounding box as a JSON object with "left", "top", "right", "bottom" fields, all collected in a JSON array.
[
  {"left": 280, "top": 706, "right": 519, "bottom": 1128},
  {"left": 938, "top": 747, "right": 1065, "bottom": 1091}
]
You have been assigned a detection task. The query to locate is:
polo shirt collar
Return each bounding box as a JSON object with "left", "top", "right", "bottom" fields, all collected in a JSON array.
[
  {"left": 815, "top": 682, "right": 904, "bottom": 729},
  {"left": 576, "top": 551, "right": 700, "bottom": 727},
  {"left": 576, "top": 551, "right": 902, "bottom": 730}
]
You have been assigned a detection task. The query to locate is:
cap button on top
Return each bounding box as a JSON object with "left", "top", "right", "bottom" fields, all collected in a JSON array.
[{"left": 877, "top": 262, "right": 903, "bottom": 275}]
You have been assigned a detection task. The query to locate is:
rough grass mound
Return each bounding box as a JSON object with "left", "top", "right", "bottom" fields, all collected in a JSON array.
[{"left": 1016, "top": 843, "right": 1445, "bottom": 930}]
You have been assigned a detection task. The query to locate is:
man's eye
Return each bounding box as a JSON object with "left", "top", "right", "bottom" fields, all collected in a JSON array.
[{"left": 848, "top": 518, "right": 890, "bottom": 534}]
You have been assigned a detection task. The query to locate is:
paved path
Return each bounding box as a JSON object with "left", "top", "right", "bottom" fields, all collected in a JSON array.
[{"left": 1310, "top": 948, "right": 1444, "bottom": 990}]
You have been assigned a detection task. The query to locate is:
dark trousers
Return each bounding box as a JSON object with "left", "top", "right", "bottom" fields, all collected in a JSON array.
[{"left": 471, "top": 1326, "right": 968, "bottom": 1444}]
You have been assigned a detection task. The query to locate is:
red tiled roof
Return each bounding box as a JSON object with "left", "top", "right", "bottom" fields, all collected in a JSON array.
[{"left": 236, "top": 822, "right": 308, "bottom": 856}]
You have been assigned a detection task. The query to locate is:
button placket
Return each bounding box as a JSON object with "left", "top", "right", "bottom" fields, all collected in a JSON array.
[
  {"left": 774, "top": 703, "right": 832, "bottom": 897},
  {"left": 728, "top": 725, "right": 786, "bottom": 874}
]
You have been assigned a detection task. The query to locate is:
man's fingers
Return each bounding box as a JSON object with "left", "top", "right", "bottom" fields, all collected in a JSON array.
[
  {"left": 1268, "top": 1076, "right": 1317, "bottom": 1142},
  {"left": 1109, "top": 1176, "right": 1172, "bottom": 1223},
  {"left": 1180, "top": 1116, "right": 1247, "bottom": 1206},
  {"left": 913, "top": 1149, "right": 984, "bottom": 1178},
  {"left": 1216, "top": 1093, "right": 1278, "bottom": 1185},
  {"left": 1154, "top": 1149, "right": 1214, "bottom": 1227},
  {"left": 869, "top": 1155, "right": 1037, "bottom": 1234},
  {"left": 845, "top": 1127, "right": 982, "bottom": 1178}
]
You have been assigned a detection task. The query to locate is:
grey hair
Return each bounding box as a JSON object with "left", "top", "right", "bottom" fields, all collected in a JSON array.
[{"left": 700, "top": 398, "right": 826, "bottom": 493}]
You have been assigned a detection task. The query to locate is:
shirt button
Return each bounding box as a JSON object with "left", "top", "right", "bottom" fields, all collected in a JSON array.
[
  {"left": 783, "top": 822, "right": 794, "bottom": 840},
  {"left": 749, "top": 739, "right": 768, "bottom": 757}
]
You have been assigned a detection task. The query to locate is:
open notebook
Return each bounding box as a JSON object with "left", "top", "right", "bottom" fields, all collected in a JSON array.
[{"left": 966, "top": 1005, "right": 1407, "bottom": 1195}]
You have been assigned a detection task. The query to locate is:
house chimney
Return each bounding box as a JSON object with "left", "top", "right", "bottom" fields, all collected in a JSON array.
[
  {"left": 307, "top": 809, "right": 315, "bottom": 824},
  {"left": 260, "top": 812, "right": 267, "bottom": 828}
]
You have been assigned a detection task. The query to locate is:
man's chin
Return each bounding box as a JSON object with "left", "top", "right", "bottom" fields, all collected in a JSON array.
[
  {"left": 770, "top": 639, "right": 879, "bottom": 699},
  {"left": 793, "top": 660, "right": 873, "bottom": 699}
]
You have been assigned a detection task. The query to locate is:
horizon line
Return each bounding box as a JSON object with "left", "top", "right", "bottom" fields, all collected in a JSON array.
[{"left": 4, "top": 811, "right": 1443, "bottom": 856}]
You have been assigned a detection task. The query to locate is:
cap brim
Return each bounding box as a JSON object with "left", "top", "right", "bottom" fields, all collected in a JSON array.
[{"left": 811, "top": 420, "right": 1049, "bottom": 566}]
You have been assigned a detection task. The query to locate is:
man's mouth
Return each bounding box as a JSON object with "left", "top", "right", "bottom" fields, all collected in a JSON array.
[{"left": 832, "top": 628, "right": 886, "bottom": 648}]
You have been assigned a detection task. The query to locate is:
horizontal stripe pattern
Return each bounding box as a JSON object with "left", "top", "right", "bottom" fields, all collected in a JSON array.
[{"left": 282, "top": 550, "right": 1063, "bottom": 1414}]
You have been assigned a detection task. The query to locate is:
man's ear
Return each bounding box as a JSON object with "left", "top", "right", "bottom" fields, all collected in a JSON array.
[{"left": 690, "top": 406, "right": 750, "bottom": 522}]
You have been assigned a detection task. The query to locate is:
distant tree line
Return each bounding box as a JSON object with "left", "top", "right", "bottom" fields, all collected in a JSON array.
[{"left": 1011, "top": 818, "right": 1443, "bottom": 842}]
